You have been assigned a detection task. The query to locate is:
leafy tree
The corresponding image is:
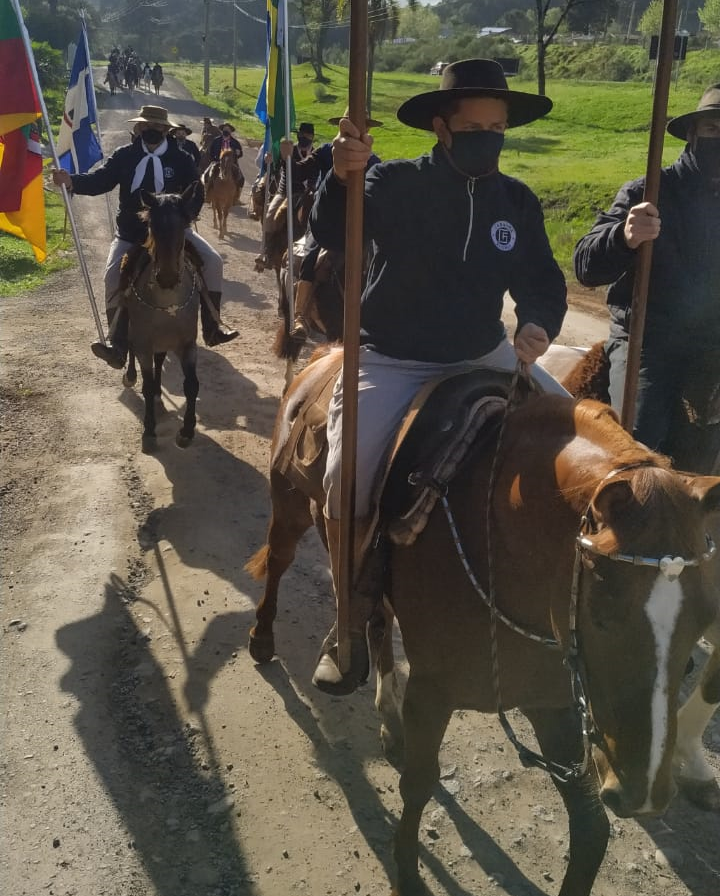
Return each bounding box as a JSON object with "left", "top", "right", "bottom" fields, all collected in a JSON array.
[
  {"left": 638, "top": 0, "right": 664, "bottom": 36},
  {"left": 337, "top": 0, "right": 414, "bottom": 111},
  {"left": 297, "top": 0, "right": 338, "bottom": 83},
  {"left": 699, "top": 0, "right": 720, "bottom": 37},
  {"left": 533, "top": 1, "right": 585, "bottom": 95}
]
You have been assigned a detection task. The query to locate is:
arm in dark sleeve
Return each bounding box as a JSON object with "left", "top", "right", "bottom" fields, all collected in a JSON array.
[
  {"left": 510, "top": 188, "right": 567, "bottom": 343},
  {"left": 69, "top": 149, "right": 123, "bottom": 196},
  {"left": 309, "top": 171, "right": 352, "bottom": 251},
  {"left": 310, "top": 160, "right": 396, "bottom": 251},
  {"left": 291, "top": 151, "right": 320, "bottom": 186},
  {"left": 573, "top": 179, "right": 643, "bottom": 286}
]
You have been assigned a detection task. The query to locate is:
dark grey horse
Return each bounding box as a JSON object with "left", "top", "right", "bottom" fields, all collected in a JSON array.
[{"left": 121, "top": 183, "right": 204, "bottom": 453}]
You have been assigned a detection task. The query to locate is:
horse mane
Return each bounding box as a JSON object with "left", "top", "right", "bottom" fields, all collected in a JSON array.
[{"left": 568, "top": 399, "right": 691, "bottom": 556}]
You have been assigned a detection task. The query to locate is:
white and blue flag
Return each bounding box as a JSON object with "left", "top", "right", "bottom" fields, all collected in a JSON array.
[{"left": 57, "top": 25, "right": 103, "bottom": 174}]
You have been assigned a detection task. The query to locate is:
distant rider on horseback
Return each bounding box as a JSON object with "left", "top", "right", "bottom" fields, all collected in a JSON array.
[
  {"left": 51, "top": 105, "right": 238, "bottom": 368},
  {"left": 279, "top": 112, "right": 382, "bottom": 339},
  {"left": 206, "top": 122, "right": 244, "bottom": 202}
]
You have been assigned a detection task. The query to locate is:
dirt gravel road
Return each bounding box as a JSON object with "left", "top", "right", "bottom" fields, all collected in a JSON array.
[{"left": 1, "top": 76, "right": 718, "bottom": 896}]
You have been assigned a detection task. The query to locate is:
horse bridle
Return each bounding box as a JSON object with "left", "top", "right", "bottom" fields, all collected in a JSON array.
[{"left": 441, "top": 374, "right": 718, "bottom": 784}]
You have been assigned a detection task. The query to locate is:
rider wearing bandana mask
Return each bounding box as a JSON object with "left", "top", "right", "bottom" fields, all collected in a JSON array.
[
  {"left": 574, "top": 83, "right": 720, "bottom": 453},
  {"left": 308, "top": 59, "right": 568, "bottom": 695}
]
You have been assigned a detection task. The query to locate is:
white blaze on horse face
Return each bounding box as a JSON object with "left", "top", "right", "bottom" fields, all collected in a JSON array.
[{"left": 641, "top": 571, "right": 683, "bottom": 812}]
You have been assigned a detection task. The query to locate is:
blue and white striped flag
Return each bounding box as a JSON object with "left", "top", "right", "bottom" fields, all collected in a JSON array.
[{"left": 57, "top": 24, "right": 102, "bottom": 174}]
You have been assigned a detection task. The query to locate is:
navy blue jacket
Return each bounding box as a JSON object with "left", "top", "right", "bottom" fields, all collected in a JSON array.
[
  {"left": 310, "top": 144, "right": 567, "bottom": 363},
  {"left": 573, "top": 150, "right": 720, "bottom": 344},
  {"left": 69, "top": 135, "right": 200, "bottom": 243}
]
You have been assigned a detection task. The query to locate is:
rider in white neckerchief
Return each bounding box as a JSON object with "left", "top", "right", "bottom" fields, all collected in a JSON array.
[{"left": 130, "top": 137, "right": 168, "bottom": 193}]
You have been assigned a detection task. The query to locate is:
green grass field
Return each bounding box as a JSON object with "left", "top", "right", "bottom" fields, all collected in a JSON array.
[
  {"left": 170, "top": 60, "right": 712, "bottom": 271},
  {"left": 2, "top": 53, "right": 717, "bottom": 290}
]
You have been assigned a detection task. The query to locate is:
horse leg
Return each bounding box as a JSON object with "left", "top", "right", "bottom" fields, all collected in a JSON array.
[
  {"left": 245, "top": 471, "right": 314, "bottom": 663},
  {"left": 523, "top": 706, "right": 610, "bottom": 896},
  {"left": 176, "top": 345, "right": 199, "bottom": 448},
  {"left": 153, "top": 352, "right": 166, "bottom": 413},
  {"left": 123, "top": 347, "right": 137, "bottom": 388},
  {"left": 371, "top": 599, "right": 404, "bottom": 766},
  {"left": 674, "top": 644, "right": 720, "bottom": 810},
  {"left": 392, "top": 676, "right": 452, "bottom": 896},
  {"left": 139, "top": 360, "right": 158, "bottom": 454}
]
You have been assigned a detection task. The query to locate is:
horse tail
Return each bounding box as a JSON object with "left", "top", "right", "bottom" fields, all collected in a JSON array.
[
  {"left": 564, "top": 340, "right": 610, "bottom": 402},
  {"left": 272, "top": 321, "right": 304, "bottom": 362},
  {"left": 272, "top": 272, "right": 304, "bottom": 361},
  {"left": 245, "top": 544, "right": 270, "bottom": 580}
]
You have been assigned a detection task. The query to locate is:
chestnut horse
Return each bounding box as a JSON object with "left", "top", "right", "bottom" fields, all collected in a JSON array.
[
  {"left": 542, "top": 341, "right": 720, "bottom": 811},
  {"left": 120, "top": 184, "right": 203, "bottom": 453},
  {"left": 246, "top": 347, "right": 720, "bottom": 895},
  {"left": 201, "top": 149, "right": 243, "bottom": 239}
]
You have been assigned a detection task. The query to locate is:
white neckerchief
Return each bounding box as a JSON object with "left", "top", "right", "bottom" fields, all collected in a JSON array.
[{"left": 130, "top": 137, "right": 168, "bottom": 193}]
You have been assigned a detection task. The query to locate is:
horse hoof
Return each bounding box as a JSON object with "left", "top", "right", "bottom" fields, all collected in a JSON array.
[
  {"left": 248, "top": 628, "right": 275, "bottom": 664},
  {"left": 141, "top": 435, "right": 157, "bottom": 454},
  {"left": 175, "top": 431, "right": 194, "bottom": 449},
  {"left": 122, "top": 372, "right": 137, "bottom": 388},
  {"left": 678, "top": 776, "right": 720, "bottom": 811}
]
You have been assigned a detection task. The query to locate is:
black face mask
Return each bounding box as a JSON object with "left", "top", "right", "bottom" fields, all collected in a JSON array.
[
  {"left": 298, "top": 136, "right": 313, "bottom": 149},
  {"left": 692, "top": 136, "right": 720, "bottom": 179},
  {"left": 446, "top": 129, "right": 504, "bottom": 178},
  {"left": 222, "top": 130, "right": 232, "bottom": 137},
  {"left": 142, "top": 128, "right": 164, "bottom": 145}
]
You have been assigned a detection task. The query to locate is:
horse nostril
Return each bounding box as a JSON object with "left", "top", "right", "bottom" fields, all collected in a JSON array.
[{"left": 600, "top": 785, "right": 633, "bottom": 818}]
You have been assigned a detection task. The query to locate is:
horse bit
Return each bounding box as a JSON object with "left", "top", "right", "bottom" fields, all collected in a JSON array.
[{"left": 440, "top": 370, "right": 717, "bottom": 785}]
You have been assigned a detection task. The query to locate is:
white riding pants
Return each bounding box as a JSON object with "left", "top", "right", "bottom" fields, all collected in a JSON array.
[
  {"left": 104, "top": 230, "right": 223, "bottom": 308},
  {"left": 323, "top": 337, "right": 570, "bottom": 520}
]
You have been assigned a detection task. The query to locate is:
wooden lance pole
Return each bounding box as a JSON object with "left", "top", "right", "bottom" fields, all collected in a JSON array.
[
  {"left": 336, "top": 0, "right": 368, "bottom": 674},
  {"left": 620, "top": 0, "right": 679, "bottom": 432}
]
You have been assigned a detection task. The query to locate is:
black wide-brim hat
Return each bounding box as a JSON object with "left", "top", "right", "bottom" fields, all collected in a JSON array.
[
  {"left": 667, "top": 83, "right": 720, "bottom": 140},
  {"left": 397, "top": 58, "right": 552, "bottom": 131}
]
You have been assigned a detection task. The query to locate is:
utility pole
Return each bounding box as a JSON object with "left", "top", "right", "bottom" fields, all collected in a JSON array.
[
  {"left": 203, "top": 0, "right": 210, "bottom": 95},
  {"left": 233, "top": 3, "right": 237, "bottom": 89},
  {"left": 626, "top": 0, "right": 637, "bottom": 43}
]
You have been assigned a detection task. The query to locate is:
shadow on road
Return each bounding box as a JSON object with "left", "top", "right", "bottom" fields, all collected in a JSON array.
[{"left": 56, "top": 577, "right": 256, "bottom": 896}]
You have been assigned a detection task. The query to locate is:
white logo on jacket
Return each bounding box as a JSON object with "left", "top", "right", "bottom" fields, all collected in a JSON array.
[
  {"left": 163, "top": 165, "right": 175, "bottom": 179},
  {"left": 491, "top": 220, "right": 516, "bottom": 252}
]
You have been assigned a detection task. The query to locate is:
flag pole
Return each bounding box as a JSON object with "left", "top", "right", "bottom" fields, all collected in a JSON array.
[
  {"left": 281, "top": 0, "right": 295, "bottom": 386},
  {"left": 79, "top": 9, "right": 113, "bottom": 236},
  {"left": 620, "top": 0, "right": 678, "bottom": 432},
  {"left": 9, "top": 0, "right": 105, "bottom": 344},
  {"left": 336, "top": 0, "right": 368, "bottom": 675}
]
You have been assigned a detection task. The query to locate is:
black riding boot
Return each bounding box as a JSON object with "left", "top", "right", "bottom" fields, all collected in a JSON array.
[
  {"left": 201, "top": 290, "right": 239, "bottom": 347},
  {"left": 91, "top": 308, "right": 128, "bottom": 369},
  {"left": 312, "top": 518, "right": 386, "bottom": 696}
]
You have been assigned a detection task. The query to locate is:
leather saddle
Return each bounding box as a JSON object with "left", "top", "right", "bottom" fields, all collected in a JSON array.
[{"left": 275, "top": 352, "right": 534, "bottom": 547}]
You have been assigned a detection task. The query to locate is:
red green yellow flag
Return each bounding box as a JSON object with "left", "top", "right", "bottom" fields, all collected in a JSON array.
[
  {"left": 0, "top": 122, "right": 47, "bottom": 262},
  {"left": 0, "top": 0, "right": 41, "bottom": 136}
]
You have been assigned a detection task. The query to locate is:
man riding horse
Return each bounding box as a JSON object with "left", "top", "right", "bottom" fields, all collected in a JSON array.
[
  {"left": 309, "top": 59, "right": 570, "bottom": 694},
  {"left": 280, "top": 111, "right": 382, "bottom": 341},
  {"left": 51, "top": 105, "right": 238, "bottom": 367},
  {"left": 205, "top": 122, "right": 244, "bottom": 203}
]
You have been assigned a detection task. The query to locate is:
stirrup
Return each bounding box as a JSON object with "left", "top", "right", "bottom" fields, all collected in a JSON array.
[
  {"left": 312, "top": 627, "right": 369, "bottom": 696},
  {"left": 91, "top": 342, "right": 126, "bottom": 370},
  {"left": 204, "top": 326, "right": 239, "bottom": 347}
]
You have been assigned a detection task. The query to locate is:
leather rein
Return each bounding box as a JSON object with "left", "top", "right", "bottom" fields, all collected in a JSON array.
[{"left": 439, "top": 368, "right": 717, "bottom": 784}]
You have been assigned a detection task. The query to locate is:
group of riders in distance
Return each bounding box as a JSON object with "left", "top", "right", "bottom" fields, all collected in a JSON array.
[{"left": 104, "top": 45, "right": 163, "bottom": 97}]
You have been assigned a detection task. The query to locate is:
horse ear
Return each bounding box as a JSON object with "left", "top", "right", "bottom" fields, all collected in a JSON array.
[
  {"left": 686, "top": 476, "right": 720, "bottom": 516},
  {"left": 182, "top": 181, "right": 204, "bottom": 219},
  {"left": 590, "top": 478, "right": 635, "bottom": 528},
  {"left": 140, "top": 189, "right": 156, "bottom": 208}
]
